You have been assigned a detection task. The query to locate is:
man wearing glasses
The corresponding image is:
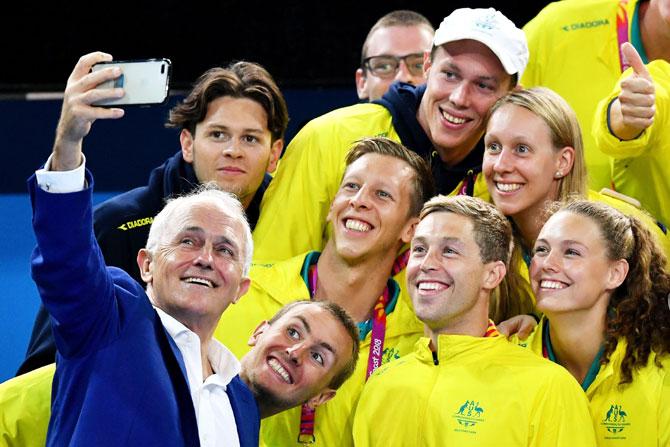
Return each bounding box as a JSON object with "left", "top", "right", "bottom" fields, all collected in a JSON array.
[
  {"left": 253, "top": 8, "right": 528, "bottom": 265},
  {"left": 355, "top": 10, "right": 434, "bottom": 101}
]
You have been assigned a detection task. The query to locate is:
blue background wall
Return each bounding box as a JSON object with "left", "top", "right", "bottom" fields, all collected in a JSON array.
[{"left": 0, "top": 88, "right": 357, "bottom": 382}]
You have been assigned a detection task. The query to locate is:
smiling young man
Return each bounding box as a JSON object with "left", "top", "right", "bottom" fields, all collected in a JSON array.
[
  {"left": 352, "top": 195, "right": 596, "bottom": 446},
  {"left": 18, "top": 52, "right": 356, "bottom": 446},
  {"left": 19, "top": 51, "right": 288, "bottom": 375},
  {"left": 355, "top": 10, "right": 434, "bottom": 101},
  {"left": 213, "top": 137, "right": 434, "bottom": 446},
  {"left": 239, "top": 300, "right": 359, "bottom": 417},
  {"left": 253, "top": 7, "right": 528, "bottom": 264}
]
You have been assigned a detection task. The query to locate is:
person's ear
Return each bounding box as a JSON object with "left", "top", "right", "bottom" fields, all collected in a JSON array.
[
  {"left": 266, "top": 139, "right": 284, "bottom": 174},
  {"left": 304, "top": 389, "right": 337, "bottom": 410},
  {"left": 326, "top": 195, "right": 337, "bottom": 225},
  {"left": 355, "top": 68, "right": 369, "bottom": 100},
  {"left": 422, "top": 50, "right": 432, "bottom": 80},
  {"left": 232, "top": 277, "right": 251, "bottom": 304},
  {"left": 482, "top": 261, "right": 506, "bottom": 291},
  {"left": 400, "top": 217, "right": 419, "bottom": 245},
  {"left": 180, "top": 129, "right": 195, "bottom": 162},
  {"left": 247, "top": 321, "right": 270, "bottom": 346},
  {"left": 137, "top": 248, "right": 153, "bottom": 284},
  {"left": 555, "top": 146, "right": 575, "bottom": 178},
  {"left": 606, "top": 259, "right": 629, "bottom": 290}
]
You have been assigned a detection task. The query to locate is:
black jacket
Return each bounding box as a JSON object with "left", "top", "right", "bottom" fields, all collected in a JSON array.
[{"left": 374, "top": 82, "right": 484, "bottom": 196}]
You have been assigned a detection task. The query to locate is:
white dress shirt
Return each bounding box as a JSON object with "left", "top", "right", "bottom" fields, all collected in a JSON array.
[{"left": 155, "top": 307, "right": 241, "bottom": 447}]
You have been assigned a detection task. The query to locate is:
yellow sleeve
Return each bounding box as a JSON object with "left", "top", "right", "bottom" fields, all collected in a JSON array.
[
  {"left": 252, "top": 118, "right": 348, "bottom": 263},
  {"left": 659, "top": 361, "right": 670, "bottom": 447},
  {"left": 351, "top": 388, "right": 372, "bottom": 447},
  {"left": 590, "top": 190, "right": 670, "bottom": 259},
  {"left": 593, "top": 68, "right": 653, "bottom": 159},
  {"left": 0, "top": 364, "right": 54, "bottom": 447},
  {"left": 529, "top": 367, "right": 597, "bottom": 446},
  {"left": 352, "top": 357, "right": 422, "bottom": 447},
  {"left": 594, "top": 61, "right": 670, "bottom": 159},
  {"left": 351, "top": 369, "right": 394, "bottom": 447},
  {"left": 520, "top": 3, "right": 550, "bottom": 88}
]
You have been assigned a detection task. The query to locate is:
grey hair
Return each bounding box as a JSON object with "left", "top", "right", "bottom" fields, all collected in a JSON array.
[{"left": 145, "top": 182, "right": 253, "bottom": 276}]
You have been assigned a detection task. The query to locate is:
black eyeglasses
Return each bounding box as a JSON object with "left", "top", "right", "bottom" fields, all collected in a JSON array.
[{"left": 362, "top": 53, "right": 425, "bottom": 78}]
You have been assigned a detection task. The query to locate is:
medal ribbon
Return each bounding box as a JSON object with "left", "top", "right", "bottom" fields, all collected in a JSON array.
[
  {"left": 298, "top": 263, "right": 389, "bottom": 444},
  {"left": 617, "top": 0, "right": 630, "bottom": 73}
]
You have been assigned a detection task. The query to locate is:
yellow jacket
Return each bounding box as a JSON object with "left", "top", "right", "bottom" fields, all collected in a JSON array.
[
  {"left": 0, "top": 364, "right": 54, "bottom": 447},
  {"left": 593, "top": 60, "right": 670, "bottom": 229},
  {"left": 353, "top": 334, "right": 596, "bottom": 446},
  {"left": 522, "top": 0, "right": 641, "bottom": 190},
  {"left": 252, "top": 102, "right": 489, "bottom": 264},
  {"left": 514, "top": 318, "right": 670, "bottom": 446},
  {"left": 214, "top": 251, "right": 424, "bottom": 446},
  {"left": 589, "top": 189, "right": 670, "bottom": 256}
]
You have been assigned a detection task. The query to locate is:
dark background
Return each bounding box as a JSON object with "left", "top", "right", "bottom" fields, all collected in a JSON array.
[
  {"left": 1, "top": 1, "right": 547, "bottom": 92},
  {"left": 0, "top": 1, "right": 550, "bottom": 194}
]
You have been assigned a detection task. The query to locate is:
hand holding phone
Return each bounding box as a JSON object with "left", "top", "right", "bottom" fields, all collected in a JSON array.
[{"left": 92, "top": 58, "right": 171, "bottom": 106}]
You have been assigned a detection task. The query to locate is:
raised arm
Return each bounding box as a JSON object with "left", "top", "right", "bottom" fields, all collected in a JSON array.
[
  {"left": 51, "top": 51, "right": 125, "bottom": 171},
  {"left": 606, "top": 43, "right": 655, "bottom": 142},
  {"left": 30, "top": 52, "right": 139, "bottom": 358}
]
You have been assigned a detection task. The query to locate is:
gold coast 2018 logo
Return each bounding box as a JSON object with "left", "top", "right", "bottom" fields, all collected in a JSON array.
[
  {"left": 452, "top": 400, "right": 485, "bottom": 434},
  {"left": 601, "top": 404, "right": 630, "bottom": 435}
]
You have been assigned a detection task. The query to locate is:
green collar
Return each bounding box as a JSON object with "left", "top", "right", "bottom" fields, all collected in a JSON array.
[
  {"left": 300, "top": 251, "right": 400, "bottom": 340},
  {"left": 631, "top": 0, "right": 650, "bottom": 64}
]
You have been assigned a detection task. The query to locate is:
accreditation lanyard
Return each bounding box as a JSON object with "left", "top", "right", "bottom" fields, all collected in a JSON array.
[
  {"left": 298, "top": 264, "right": 390, "bottom": 444},
  {"left": 617, "top": 0, "right": 630, "bottom": 72},
  {"left": 458, "top": 169, "right": 478, "bottom": 196}
]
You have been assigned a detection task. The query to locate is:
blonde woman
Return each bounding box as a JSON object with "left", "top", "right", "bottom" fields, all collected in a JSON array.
[{"left": 483, "top": 87, "right": 669, "bottom": 322}]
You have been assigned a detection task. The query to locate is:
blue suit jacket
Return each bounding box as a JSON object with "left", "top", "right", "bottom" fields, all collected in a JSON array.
[{"left": 29, "top": 172, "right": 260, "bottom": 447}]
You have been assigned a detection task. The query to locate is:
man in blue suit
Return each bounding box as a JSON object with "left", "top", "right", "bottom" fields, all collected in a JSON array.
[{"left": 29, "top": 51, "right": 359, "bottom": 447}]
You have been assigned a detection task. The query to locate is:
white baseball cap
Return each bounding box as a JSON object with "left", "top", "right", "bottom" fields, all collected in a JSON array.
[{"left": 433, "top": 8, "right": 529, "bottom": 80}]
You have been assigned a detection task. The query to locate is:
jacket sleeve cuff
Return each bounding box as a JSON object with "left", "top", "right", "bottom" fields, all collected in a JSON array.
[{"left": 35, "top": 154, "right": 87, "bottom": 193}]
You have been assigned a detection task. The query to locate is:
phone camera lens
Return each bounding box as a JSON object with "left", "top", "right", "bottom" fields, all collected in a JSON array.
[{"left": 161, "top": 64, "right": 165, "bottom": 74}]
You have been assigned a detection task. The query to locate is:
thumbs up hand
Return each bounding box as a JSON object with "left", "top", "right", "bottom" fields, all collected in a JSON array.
[{"left": 609, "top": 42, "right": 655, "bottom": 140}]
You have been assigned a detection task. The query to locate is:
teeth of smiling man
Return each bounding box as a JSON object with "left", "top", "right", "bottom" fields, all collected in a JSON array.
[
  {"left": 541, "top": 280, "right": 566, "bottom": 290},
  {"left": 418, "top": 282, "right": 445, "bottom": 291},
  {"left": 496, "top": 183, "right": 522, "bottom": 192},
  {"left": 184, "top": 277, "right": 214, "bottom": 288},
  {"left": 442, "top": 110, "right": 467, "bottom": 124},
  {"left": 268, "top": 358, "right": 291, "bottom": 383},
  {"left": 345, "top": 219, "right": 371, "bottom": 232}
]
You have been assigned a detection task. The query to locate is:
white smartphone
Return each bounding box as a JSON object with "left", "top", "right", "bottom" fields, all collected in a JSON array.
[{"left": 92, "top": 58, "right": 171, "bottom": 106}]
